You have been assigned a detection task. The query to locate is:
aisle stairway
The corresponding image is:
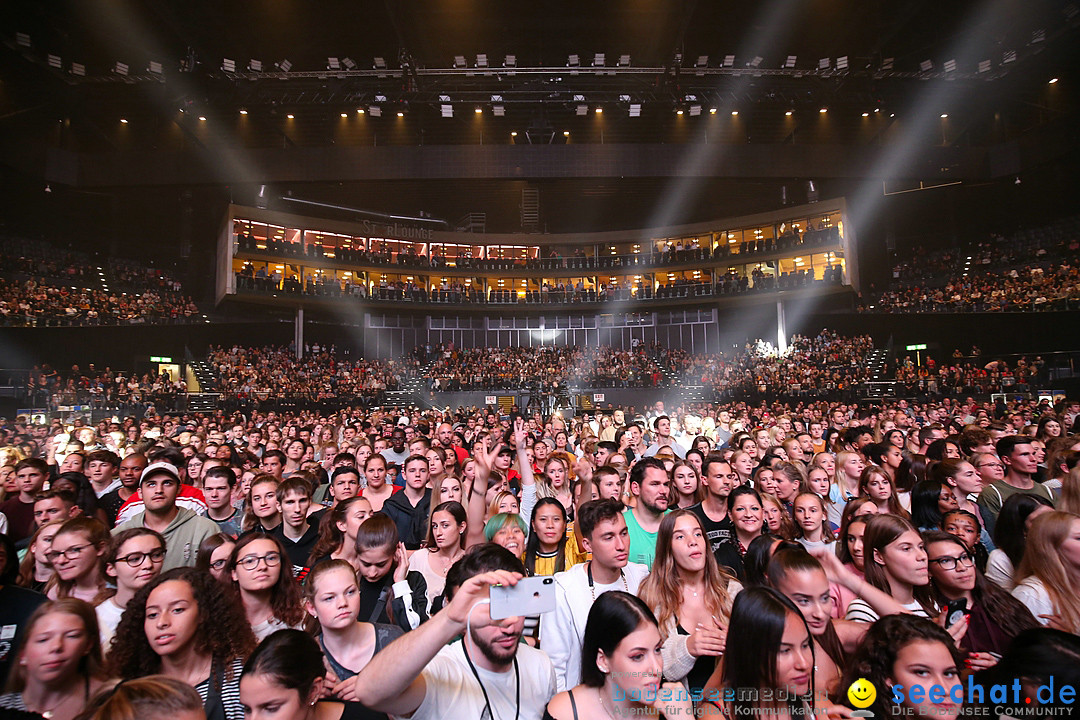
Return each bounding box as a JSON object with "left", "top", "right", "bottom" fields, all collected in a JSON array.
[
  {"left": 860, "top": 349, "right": 896, "bottom": 399},
  {"left": 382, "top": 359, "right": 437, "bottom": 409},
  {"left": 185, "top": 359, "right": 221, "bottom": 413}
]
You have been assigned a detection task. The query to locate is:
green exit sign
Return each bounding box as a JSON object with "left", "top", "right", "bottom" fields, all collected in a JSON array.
[
  {"left": 905, "top": 344, "right": 927, "bottom": 351},
  {"left": 150, "top": 356, "right": 173, "bottom": 363}
]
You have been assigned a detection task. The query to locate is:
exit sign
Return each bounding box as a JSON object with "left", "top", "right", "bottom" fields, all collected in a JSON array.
[
  {"left": 150, "top": 356, "right": 173, "bottom": 363},
  {"left": 905, "top": 344, "right": 927, "bottom": 351}
]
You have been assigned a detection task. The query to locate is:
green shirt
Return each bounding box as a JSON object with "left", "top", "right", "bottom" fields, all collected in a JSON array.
[{"left": 623, "top": 507, "right": 666, "bottom": 569}]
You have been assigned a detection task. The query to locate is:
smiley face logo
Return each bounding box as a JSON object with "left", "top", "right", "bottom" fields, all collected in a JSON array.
[{"left": 847, "top": 678, "right": 877, "bottom": 709}]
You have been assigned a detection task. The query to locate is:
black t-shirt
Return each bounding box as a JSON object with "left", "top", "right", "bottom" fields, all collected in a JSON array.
[
  {"left": 688, "top": 502, "right": 734, "bottom": 551},
  {"left": 713, "top": 542, "right": 745, "bottom": 582},
  {"left": 99, "top": 487, "right": 131, "bottom": 527},
  {"left": 0, "top": 585, "right": 47, "bottom": 681}
]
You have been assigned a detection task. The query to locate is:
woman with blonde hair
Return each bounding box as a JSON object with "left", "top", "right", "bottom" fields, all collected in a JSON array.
[
  {"left": 638, "top": 509, "right": 739, "bottom": 691},
  {"left": 537, "top": 455, "right": 575, "bottom": 520},
  {"left": 826, "top": 450, "right": 864, "bottom": 528},
  {"left": 1012, "top": 510, "right": 1080, "bottom": 633},
  {"left": 1060, "top": 465, "right": 1080, "bottom": 515}
]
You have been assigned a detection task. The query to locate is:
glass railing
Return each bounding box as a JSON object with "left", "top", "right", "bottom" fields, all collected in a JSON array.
[{"left": 233, "top": 226, "right": 841, "bottom": 271}]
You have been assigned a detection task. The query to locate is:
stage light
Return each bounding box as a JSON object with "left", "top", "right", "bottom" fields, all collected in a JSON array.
[
  {"left": 71, "top": 62, "right": 85, "bottom": 76},
  {"left": 114, "top": 62, "right": 129, "bottom": 76},
  {"left": 629, "top": 103, "right": 641, "bottom": 117},
  {"left": 563, "top": 130, "right": 570, "bottom": 136},
  {"left": 277, "top": 59, "right": 292, "bottom": 72},
  {"left": 818, "top": 58, "right": 829, "bottom": 70},
  {"left": 441, "top": 105, "right": 453, "bottom": 117},
  {"left": 120, "top": 118, "right": 128, "bottom": 124},
  {"left": 696, "top": 56, "right": 709, "bottom": 67},
  {"left": 920, "top": 60, "right": 933, "bottom": 71},
  {"left": 785, "top": 110, "right": 793, "bottom": 116},
  {"left": 1049, "top": 77, "right": 1059, "bottom": 84},
  {"left": 239, "top": 109, "right": 248, "bottom": 115},
  {"left": 327, "top": 57, "right": 340, "bottom": 70},
  {"left": 373, "top": 57, "right": 386, "bottom": 69},
  {"left": 567, "top": 54, "right": 580, "bottom": 67},
  {"left": 342, "top": 57, "right": 356, "bottom": 70},
  {"left": 689, "top": 105, "right": 701, "bottom": 116},
  {"left": 709, "top": 108, "right": 717, "bottom": 114},
  {"left": 476, "top": 54, "right": 488, "bottom": 68},
  {"left": 368, "top": 106, "right": 381, "bottom": 117},
  {"left": 493, "top": 105, "right": 505, "bottom": 116},
  {"left": 836, "top": 56, "right": 848, "bottom": 70},
  {"left": 248, "top": 59, "right": 262, "bottom": 72},
  {"left": 397, "top": 111, "right": 404, "bottom": 117},
  {"left": 618, "top": 55, "right": 631, "bottom": 66},
  {"left": 944, "top": 59, "right": 957, "bottom": 72},
  {"left": 595, "top": 107, "right": 603, "bottom": 114},
  {"left": 819, "top": 107, "right": 827, "bottom": 113},
  {"left": 576, "top": 105, "right": 588, "bottom": 116},
  {"left": 286, "top": 114, "right": 294, "bottom": 119},
  {"left": 784, "top": 55, "right": 797, "bottom": 69},
  {"left": 48, "top": 54, "right": 62, "bottom": 69},
  {"left": 593, "top": 53, "right": 605, "bottom": 66},
  {"left": 356, "top": 108, "right": 365, "bottom": 114},
  {"left": 198, "top": 116, "right": 207, "bottom": 121},
  {"left": 504, "top": 55, "right": 516, "bottom": 67},
  {"left": 511, "top": 131, "right": 517, "bottom": 136},
  {"left": 475, "top": 107, "right": 483, "bottom": 114},
  {"left": 340, "top": 113, "right": 348, "bottom": 118},
  {"left": 676, "top": 109, "right": 684, "bottom": 115},
  {"left": 454, "top": 56, "right": 467, "bottom": 68},
  {"left": 731, "top": 110, "right": 738, "bottom": 116},
  {"left": 148, "top": 61, "right": 163, "bottom": 75},
  {"left": 222, "top": 58, "right": 236, "bottom": 72},
  {"left": 862, "top": 112, "right": 869, "bottom": 117},
  {"left": 723, "top": 55, "right": 735, "bottom": 67},
  {"left": 940, "top": 113, "right": 948, "bottom": 118}
]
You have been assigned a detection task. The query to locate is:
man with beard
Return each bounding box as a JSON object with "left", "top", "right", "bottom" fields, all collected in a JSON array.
[
  {"left": 622, "top": 457, "right": 670, "bottom": 568},
  {"left": 353, "top": 544, "right": 555, "bottom": 720}
]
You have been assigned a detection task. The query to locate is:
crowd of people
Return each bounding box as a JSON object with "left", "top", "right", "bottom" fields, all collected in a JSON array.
[
  {"left": 0, "top": 371, "right": 1077, "bottom": 719},
  {"left": 863, "top": 216, "right": 1080, "bottom": 313},
  {"left": 425, "top": 344, "right": 692, "bottom": 391},
  {"left": 0, "top": 237, "right": 198, "bottom": 327},
  {"left": 24, "top": 365, "right": 187, "bottom": 415},
  {"left": 682, "top": 331, "right": 879, "bottom": 399},
  {"left": 894, "top": 355, "right": 1051, "bottom": 397},
  {"left": 209, "top": 345, "right": 422, "bottom": 410}
]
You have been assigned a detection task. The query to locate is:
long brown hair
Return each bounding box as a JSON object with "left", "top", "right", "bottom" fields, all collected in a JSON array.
[
  {"left": 923, "top": 531, "right": 1038, "bottom": 640},
  {"left": 862, "top": 514, "right": 936, "bottom": 615},
  {"left": 857, "top": 466, "right": 909, "bottom": 518},
  {"left": 639, "top": 509, "right": 735, "bottom": 642},
  {"left": 17, "top": 519, "right": 64, "bottom": 589},
  {"left": 1017, "top": 511, "right": 1080, "bottom": 633},
  {"left": 307, "top": 496, "right": 369, "bottom": 563},
  {"left": 229, "top": 532, "right": 306, "bottom": 628}
]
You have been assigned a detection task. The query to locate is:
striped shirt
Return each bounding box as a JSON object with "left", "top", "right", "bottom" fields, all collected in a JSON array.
[{"left": 195, "top": 657, "right": 245, "bottom": 720}]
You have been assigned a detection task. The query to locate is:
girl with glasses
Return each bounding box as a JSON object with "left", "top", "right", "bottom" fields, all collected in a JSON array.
[
  {"left": 229, "top": 532, "right": 307, "bottom": 641},
  {"left": 109, "top": 567, "right": 256, "bottom": 720},
  {"left": 197, "top": 532, "right": 237, "bottom": 583},
  {"left": 924, "top": 530, "right": 1037, "bottom": 665},
  {"left": 97, "top": 528, "right": 166, "bottom": 649},
  {"left": 0, "top": 598, "right": 111, "bottom": 720},
  {"left": 45, "top": 517, "right": 111, "bottom": 605}
]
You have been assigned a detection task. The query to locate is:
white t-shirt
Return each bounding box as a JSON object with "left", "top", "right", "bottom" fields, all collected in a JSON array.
[
  {"left": 96, "top": 597, "right": 125, "bottom": 651},
  {"left": 399, "top": 639, "right": 556, "bottom": 720},
  {"left": 985, "top": 549, "right": 1015, "bottom": 591},
  {"left": 1011, "top": 576, "right": 1054, "bottom": 625}
]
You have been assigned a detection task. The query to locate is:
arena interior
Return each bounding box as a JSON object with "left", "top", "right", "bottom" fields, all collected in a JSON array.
[{"left": 1, "top": 2, "right": 1080, "bottom": 719}]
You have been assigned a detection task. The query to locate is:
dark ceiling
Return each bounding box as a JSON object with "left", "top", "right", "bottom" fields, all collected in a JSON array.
[{"left": 0, "top": 0, "right": 1078, "bottom": 243}]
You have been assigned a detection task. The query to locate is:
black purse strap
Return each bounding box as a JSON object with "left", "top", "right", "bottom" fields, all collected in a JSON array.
[{"left": 202, "top": 657, "right": 228, "bottom": 720}]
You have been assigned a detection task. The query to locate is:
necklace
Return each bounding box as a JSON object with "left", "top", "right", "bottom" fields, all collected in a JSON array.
[
  {"left": 587, "top": 561, "right": 628, "bottom": 602},
  {"left": 598, "top": 689, "right": 618, "bottom": 720}
]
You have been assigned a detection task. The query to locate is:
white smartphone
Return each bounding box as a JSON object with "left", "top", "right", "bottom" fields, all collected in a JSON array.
[{"left": 489, "top": 576, "right": 556, "bottom": 619}]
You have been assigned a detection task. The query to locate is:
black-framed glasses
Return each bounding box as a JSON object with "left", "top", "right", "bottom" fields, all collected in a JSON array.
[
  {"left": 237, "top": 552, "right": 282, "bottom": 570},
  {"left": 209, "top": 558, "right": 229, "bottom": 571},
  {"left": 929, "top": 553, "right": 975, "bottom": 570},
  {"left": 115, "top": 548, "right": 166, "bottom": 567},
  {"left": 46, "top": 543, "right": 93, "bottom": 563}
]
